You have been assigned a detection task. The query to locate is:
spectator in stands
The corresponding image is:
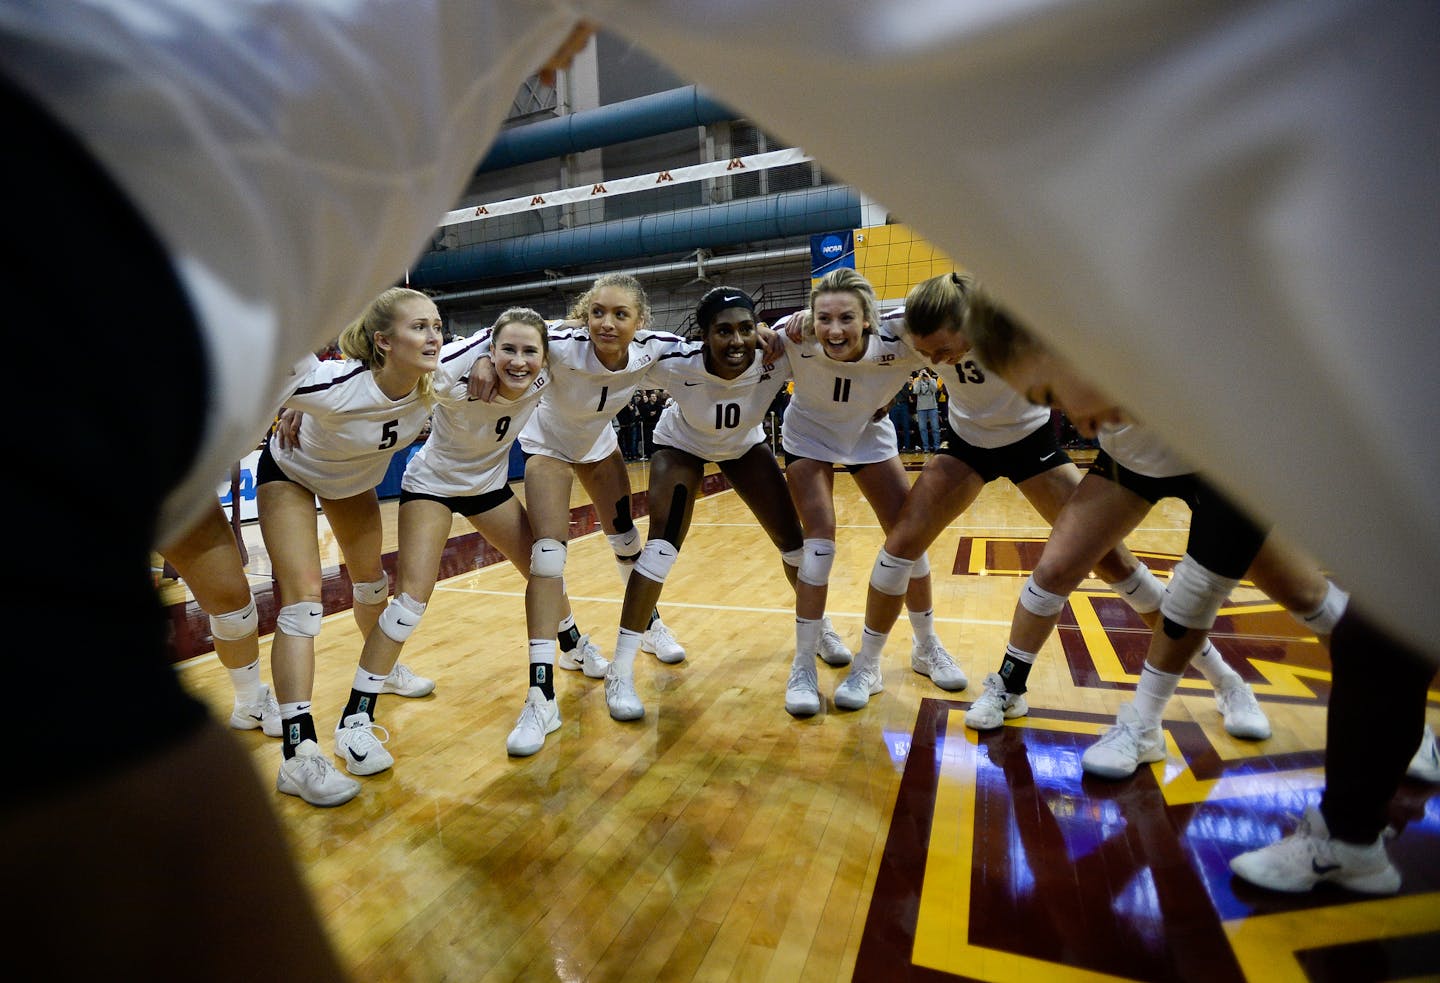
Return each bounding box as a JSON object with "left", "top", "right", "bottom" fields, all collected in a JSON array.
[
  {"left": 914, "top": 367, "right": 941, "bottom": 453},
  {"left": 617, "top": 392, "right": 641, "bottom": 460},
  {"left": 640, "top": 389, "right": 664, "bottom": 460},
  {"left": 888, "top": 375, "right": 915, "bottom": 452}
]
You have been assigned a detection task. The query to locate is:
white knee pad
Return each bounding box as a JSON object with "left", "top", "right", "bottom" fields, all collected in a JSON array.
[
  {"left": 634, "top": 539, "right": 679, "bottom": 583},
  {"left": 352, "top": 573, "right": 389, "bottom": 606},
  {"left": 1109, "top": 562, "right": 1164, "bottom": 614},
  {"left": 377, "top": 592, "right": 427, "bottom": 643},
  {"left": 208, "top": 595, "right": 258, "bottom": 641},
  {"left": 781, "top": 546, "right": 804, "bottom": 569},
  {"left": 1019, "top": 575, "right": 1068, "bottom": 618},
  {"left": 1161, "top": 554, "right": 1239, "bottom": 631},
  {"left": 607, "top": 526, "right": 642, "bottom": 562},
  {"left": 869, "top": 548, "right": 916, "bottom": 596},
  {"left": 798, "top": 538, "right": 837, "bottom": 587},
  {"left": 530, "top": 538, "right": 567, "bottom": 579},
  {"left": 276, "top": 602, "right": 323, "bottom": 638},
  {"left": 1294, "top": 580, "right": 1349, "bottom": 636},
  {"left": 911, "top": 551, "right": 930, "bottom": 579}
]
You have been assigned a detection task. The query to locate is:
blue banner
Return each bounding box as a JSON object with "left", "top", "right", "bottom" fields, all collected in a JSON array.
[{"left": 810, "top": 230, "right": 855, "bottom": 278}]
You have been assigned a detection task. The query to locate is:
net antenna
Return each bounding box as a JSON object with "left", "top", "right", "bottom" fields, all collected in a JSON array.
[{"left": 681, "top": 247, "right": 714, "bottom": 290}]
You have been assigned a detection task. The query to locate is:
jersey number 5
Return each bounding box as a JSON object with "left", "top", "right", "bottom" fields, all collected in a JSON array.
[{"left": 379, "top": 419, "right": 399, "bottom": 450}]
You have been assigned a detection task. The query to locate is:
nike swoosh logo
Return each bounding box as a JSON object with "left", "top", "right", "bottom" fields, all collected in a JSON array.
[
  {"left": 684, "top": 380, "right": 701, "bottom": 386},
  {"left": 1040, "top": 452, "right": 1057, "bottom": 461},
  {"left": 813, "top": 551, "right": 832, "bottom": 557},
  {"left": 879, "top": 561, "right": 898, "bottom": 568},
  {"left": 349, "top": 748, "right": 368, "bottom": 762},
  {"left": 1312, "top": 859, "right": 1342, "bottom": 874},
  {"left": 366, "top": 675, "right": 387, "bottom": 682},
  {"left": 1026, "top": 586, "right": 1042, "bottom": 596},
  {"left": 800, "top": 353, "right": 815, "bottom": 358},
  {"left": 1123, "top": 583, "right": 1141, "bottom": 595},
  {"left": 722, "top": 294, "right": 743, "bottom": 304},
  {"left": 540, "top": 547, "right": 558, "bottom": 552},
  {"left": 396, "top": 619, "right": 414, "bottom": 627}
]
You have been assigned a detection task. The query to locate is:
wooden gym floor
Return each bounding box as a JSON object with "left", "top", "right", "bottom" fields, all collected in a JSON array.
[{"left": 161, "top": 453, "right": 1440, "bottom": 982}]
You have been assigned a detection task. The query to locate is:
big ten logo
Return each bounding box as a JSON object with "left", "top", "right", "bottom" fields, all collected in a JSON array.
[
  {"left": 876, "top": 353, "right": 896, "bottom": 364},
  {"left": 820, "top": 234, "right": 846, "bottom": 260}
]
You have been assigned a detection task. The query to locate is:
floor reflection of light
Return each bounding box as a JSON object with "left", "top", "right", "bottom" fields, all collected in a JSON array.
[
  {"left": 1112, "top": 866, "right": 1164, "bottom": 935},
  {"left": 882, "top": 728, "right": 912, "bottom": 769}
]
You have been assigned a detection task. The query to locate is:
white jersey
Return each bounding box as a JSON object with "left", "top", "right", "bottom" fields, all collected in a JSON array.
[
  {"left": 879, "top": 308, "right": 1048, "bottom": 449},
  {"left": 647, "top": 348, "right": 791, "bottom": 462},
  {"left": 272, "top": 361, "right": 434, "bottom": 500},
  {"left": 516, "top": 325, "right": 696, "bottom": 464},
  {"left": 273, "top": 360, "right": 436, "bottom": 501},
  {"left": 777, "top": 314, "right": 926, "bottom": 466},
  {"left": 1098, "top": 423, "right": 1193, "bottom": 480},
  {"left": 403, "top": 335, "right": 545, "bottom": 498}
]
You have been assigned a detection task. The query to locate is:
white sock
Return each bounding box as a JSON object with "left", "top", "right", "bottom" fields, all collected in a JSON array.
[
  {"left": 1189, "top": 640, "right": 1242, "bottom": 688},
  {"left": 528, "top": 638, "right": 556, "bottom": 666},
  {"left": 614, "top": 628, "right": 642, "bottom": 675},
  {"left": 795, "top": 618, "right": 822, "bottom": 669},
  {"left": 227, "top": 658, "right": 262, "bottom": 703},
  {"left": 1132, "top": 662, "right": 1182, "bottom": 730},
  {"left": 351, "top": 665, "right": 385, "bottom": 693},
  {"left": 857, "top": 626, "right": 887, "bottom": 669},
  {"left": 907, "top": 607, "right": 935, "bottom": 642},
  {"left": 279, "top": 701, "right": 312, "bottom": 721}
]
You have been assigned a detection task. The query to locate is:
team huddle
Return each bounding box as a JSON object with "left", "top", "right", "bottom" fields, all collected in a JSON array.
[{"left": 161, "top": 265, "right": 1436, "bottom": 895}]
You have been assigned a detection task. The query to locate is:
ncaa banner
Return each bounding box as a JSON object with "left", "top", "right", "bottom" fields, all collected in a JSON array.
[{"left": 811, "top": 230, "right": 855, "bottom": 279}]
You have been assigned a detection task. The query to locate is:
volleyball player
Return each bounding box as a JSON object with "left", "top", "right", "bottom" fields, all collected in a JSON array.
[
  {"left": 843, "top": 273, "right": 1214, "bottom": 720},
  {"left": 773, "top": 269, "right": 952, "bottom": 714},
  {"left": 331, "top": 309, "right": 607, "bottom": 760},
  {"left": 158, "top": 500, "right": 280, "bottom": 738},
  {"left": 601, "top": 286, "right": 805, "bottom": 720},
  {"left": 469, "top": 273, "right": 696, "bottom": 679},
  {"left": 962, "top": 293, "right": 1371, "bottom": 772},
  {"left": 259, "top": 287, "right": 448, "bottom": 806},
  {"left": 964, "top": 292, "right": 1433, "bottom": 892},
  {"left": 960, "top": 414, "right": 1357, "bottom": 742}
]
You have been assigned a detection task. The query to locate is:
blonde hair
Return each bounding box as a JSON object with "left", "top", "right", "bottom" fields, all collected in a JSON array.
[
  {"left": 491, "top": 307, "right": 550, "bottom": 362},
  {"left": 572, "top": 272, "right": 651, "bottom": 326},
  {"left": 904, "top": 271, "right": 974, "bottom": 338},
  {"left": 338, "top": 286, "right": 438, "bottom": 403},
  {"left": 809, "top": 268, "right": 879, "bottom": 334},
  {"left": 962, "top": 288, "right": 1038, "bottom": 372}
]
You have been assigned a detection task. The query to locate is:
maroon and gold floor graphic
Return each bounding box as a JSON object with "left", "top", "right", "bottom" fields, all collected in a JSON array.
[{"left": 856, "top": 538, "right": 1440, "bottom": 981}]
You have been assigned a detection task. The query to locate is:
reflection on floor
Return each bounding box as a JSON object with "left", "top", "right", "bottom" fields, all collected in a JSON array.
[{"left": 858, "top": 536, "right": 1440, "bottom": 982}]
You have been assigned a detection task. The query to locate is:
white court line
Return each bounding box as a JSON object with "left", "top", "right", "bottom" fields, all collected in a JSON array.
[{"left": 430, "top": 584, "right": 1013, "bottom": 627}]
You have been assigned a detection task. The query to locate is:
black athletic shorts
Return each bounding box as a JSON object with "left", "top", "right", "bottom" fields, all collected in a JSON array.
[
  {"left": 938, "top": 423, "right": 1070, "bottom": 484},
  {"left": 1089, "top": 450, "right": 1267, "bottom": 578},
  {"left": 399, "top": 485, "right": 514, "bottom": 518}
]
